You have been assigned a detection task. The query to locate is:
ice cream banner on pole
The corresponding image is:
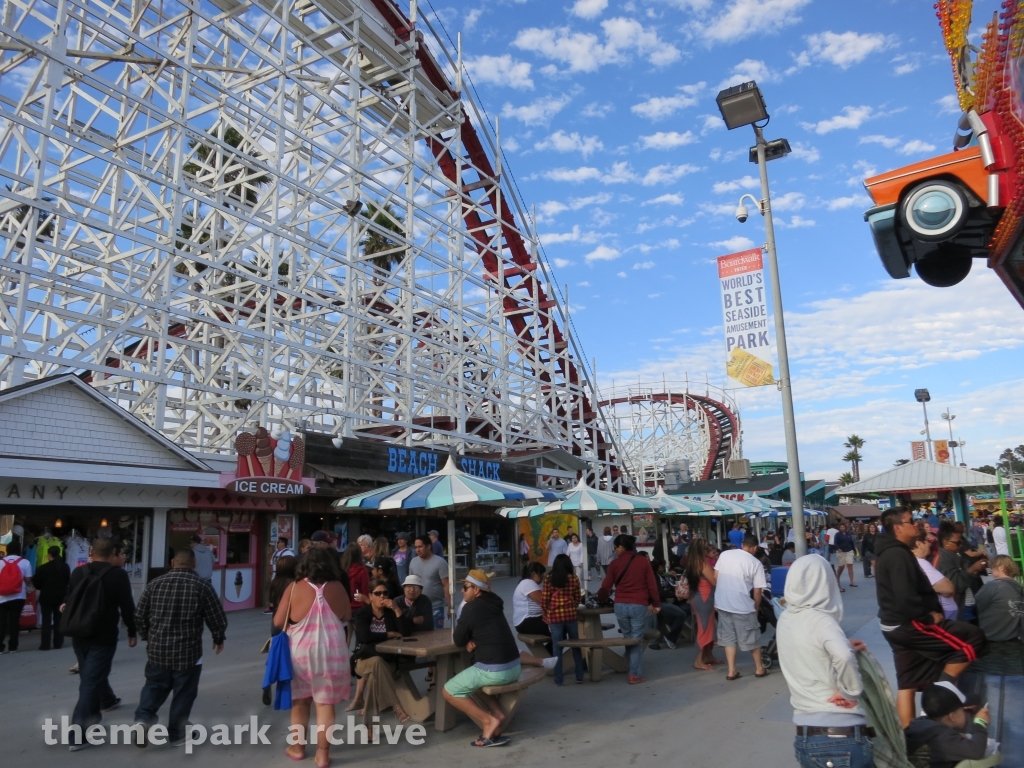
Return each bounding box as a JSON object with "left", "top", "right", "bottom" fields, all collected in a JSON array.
[
  {"left": 220, "top": 426, "right": 316, "bottom": 497},
  {"left": 718, "top": 248, "right": 775, "bottom": 388},
  {"left": 934, "top": 439, "right": 951, "bottom": 464}
]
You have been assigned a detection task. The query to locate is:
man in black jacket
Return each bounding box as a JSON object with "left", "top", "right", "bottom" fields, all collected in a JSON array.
[
  {"left": 66, "top": 537, "right": 138, "bottom": 750},
  {"left": 33, "top": 545, "right": 70, "bottom": 650},
  {"left": 875, "top": 508, "right": 986, "bottom": 728},
  {"left": 442, "top": 570, "right": 521, "bottom": 747}
]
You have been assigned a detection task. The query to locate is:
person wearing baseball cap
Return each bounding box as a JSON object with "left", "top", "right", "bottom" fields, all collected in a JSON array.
[
  {"left": 905, "top": 682, "right": 990, "bottom": 766},
  {"left": 394, "top": 574, "right": 433, "bottom": 634},
  {"left": 442, "top": 570, "right": 520, "bottom": 747}
]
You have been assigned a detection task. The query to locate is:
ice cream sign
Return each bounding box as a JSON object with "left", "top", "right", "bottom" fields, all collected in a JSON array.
[{"left": 220, "top": 427, "right": 316, "bottom": 497}]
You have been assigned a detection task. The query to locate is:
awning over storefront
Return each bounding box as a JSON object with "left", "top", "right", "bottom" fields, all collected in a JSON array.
[{"left": 838, "top": 460, "right": 998, "bottom": 496}]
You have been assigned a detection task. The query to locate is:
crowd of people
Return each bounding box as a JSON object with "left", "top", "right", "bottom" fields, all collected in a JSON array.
[{"left": 0, "top": 505, "right": 1019, "bottom": 763}]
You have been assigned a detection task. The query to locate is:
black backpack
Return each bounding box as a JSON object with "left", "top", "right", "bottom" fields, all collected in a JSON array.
[{"left": 59, "top": 562, "right": 113, "bottom": 638}]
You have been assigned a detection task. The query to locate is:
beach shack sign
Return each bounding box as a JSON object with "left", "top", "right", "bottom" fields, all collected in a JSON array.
[{"left": 220, "top": 427, "right": 316, "bottom": 497}]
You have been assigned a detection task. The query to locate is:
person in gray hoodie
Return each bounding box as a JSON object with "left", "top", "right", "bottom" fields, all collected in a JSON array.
[{"left": 778, "top": 555, "right": 875, "bottom": 768}]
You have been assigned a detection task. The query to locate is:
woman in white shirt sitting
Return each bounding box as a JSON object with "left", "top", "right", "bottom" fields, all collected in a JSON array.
[{"left": 512, "top": 562, "right": 549, "bottom": 652}]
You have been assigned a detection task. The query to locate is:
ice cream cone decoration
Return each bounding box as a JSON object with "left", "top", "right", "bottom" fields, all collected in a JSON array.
[
  {"left": 274, "top": 430, "right": 292, "bottom": 476},
  {"left": 255, "top": 427, "right": 272, "bottom": 474},
  {"left": 234, "top": 571, "right": 243, "bottom": 597}
]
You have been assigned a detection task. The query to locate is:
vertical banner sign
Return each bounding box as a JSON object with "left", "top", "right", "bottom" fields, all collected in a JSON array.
[
  {"left": 718, "top": 249, "right": 775, "bottom": 387},
  {"left": 911, "top": 441, "right": 927, "bottom": 461},
  {"left": 934, "top": 439, "right": 951, "bottom": 464}
]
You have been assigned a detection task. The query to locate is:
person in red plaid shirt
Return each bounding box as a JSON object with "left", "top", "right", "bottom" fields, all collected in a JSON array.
[{"left": 541, "top": 554, "right": 584, "bottom": 685}]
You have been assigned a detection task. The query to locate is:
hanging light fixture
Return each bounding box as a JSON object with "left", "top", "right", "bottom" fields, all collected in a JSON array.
[
  {"left": 100, "top": 518, "right": 108, "bottom": 527},
  {"left": 54, "top": 518, "right": 63, "bottom": 528}
]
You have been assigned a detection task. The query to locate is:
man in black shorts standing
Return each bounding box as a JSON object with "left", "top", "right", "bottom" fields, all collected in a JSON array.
[{"left": 875, "top": 507, "right": 986, "bottom": 727}]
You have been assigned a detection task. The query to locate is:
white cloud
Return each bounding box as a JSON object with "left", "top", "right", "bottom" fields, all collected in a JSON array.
[
  {"left": 937, "top": 94, "right": 960, "bottom": 115},
  {"left": 633, "top": 260, "right": 655, "bottom": 269},
  {"left": 642, "top": 163, "right": 702, "bottom": 186},
  {"left": 540, "top": 225, "right": 602, "bottom": 244},
  {"left": 717, "top": 59, "right": 777, "bottom": 90},
  {"left": 640, "top": 131, "right": 697, "bottom": 149},
  {"left": 466, "top": 55, "right": 533, "bottom": 90},
  {"left": 701, "top": 115, "right": 725, "bottom": 134},
  {"left": 585, "top": 245, "right": 621, "bottom": 262},
  {"left": 464, "top": 8, "right": 483, "bottom": 30},
  {"left": 602, "top": 161, "right": 637, "bottom": 184},
  {"left": 789, "top": 142, "right": 820, "bottom": 163},
  {"left": 642, "top": 193, "right": 685, "bottom": 206},
  {"left": 501, "top": 94, "right": 571, "bottom": 126},
  {"left": 576, "top": 281, "right": 591, "bottom": 287},
  {"left": 802, "top": 105, "right": 874, "bottom": 134},
  {"left": 570, "top": 193, "right": 613, "bottom": 209},
  {"left": 572, "top": 0, "right": 608, "bottom": 19},
  {"left": 537, "top": 200, "right": 569, "bottom": 221},
  {"left": 824, "top": 194, "right": 871, "bottom": 211},
  {"left": 777, "top": 215, "right": 815, "bottom": 228},
  {"left": 691, "top": 0, "right": 812, "bottom": 44},
  {"left": 802, "top": 31, "right": 890, "bottom": 69},
  {"left": 709, "top": 235, "right": 756, "bottom": 251},
  {"left": 616, "top": 271, "right": 628, "bottom": 278},
  {"left": 582, "top": 102, "right": 614, "bottom": 118},
  {"left": 894, "top": 61, "right": 918, "bottom": 76},
  {"left": 859, "top": 134, "right": 900, "bottom": 148},
  {"left": 898, "top": 139, "right": 938, "bottom": 155},
  {"left": 772, "top": 192, "right": 805, "bottom": 211},
  {"left": 712, "top": 175, "right": 760, "bottom": 193},
  {"left": 503, "top": 137, "right": 520, "bottom": 152},
  {"left": 535, "top": 130, "right": 604, "bottom": 158},
  {"left": 553, "top": 257, "right": 573, "bottom": 268},
  {"left": 514, "top": 18, "right": 680, "bottom": 72},
  {"left": 542, "top": 166, "right": 601, "bottom": 183},
  {"left": 631, "top": 83, "right": 705, "bottom": 120}
]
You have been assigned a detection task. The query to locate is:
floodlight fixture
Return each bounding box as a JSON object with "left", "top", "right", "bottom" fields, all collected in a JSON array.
[
  {"left": 748, "top": 138, "right": 792, "bottom": 164},
  {"left": 716, "top": 81, "right": 768, "bottom": 130},
  {"left": 914, "top": 388, "right": 931, "bottom": 403}
]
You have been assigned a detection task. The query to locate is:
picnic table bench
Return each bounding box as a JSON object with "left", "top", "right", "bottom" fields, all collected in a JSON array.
[{"left": 465, "top": 666, "right": 547, "bottom": 732}]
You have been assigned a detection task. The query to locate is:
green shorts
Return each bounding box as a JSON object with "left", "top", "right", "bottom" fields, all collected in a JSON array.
[{"left": 443, "top": 663, "right": 521, "bottom": 698}]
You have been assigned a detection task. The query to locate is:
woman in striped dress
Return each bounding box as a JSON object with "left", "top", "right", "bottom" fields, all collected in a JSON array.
[{"left": 275, "top": 548, "right": 352, "bottom": 768}]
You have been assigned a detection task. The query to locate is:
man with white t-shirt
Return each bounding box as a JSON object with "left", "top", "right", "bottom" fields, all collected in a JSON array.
[
  {"left": 824, "top": 525, "right": 839, "bottom": 562},
  {"left": 991, "top": 515, "right": 1009, "bottom": 556},
  {"left": 714, "top": 535, "right": 768, "bottom": 680},
  {"left": 0, "top": 541, "right": 33, "bottom": 653}
]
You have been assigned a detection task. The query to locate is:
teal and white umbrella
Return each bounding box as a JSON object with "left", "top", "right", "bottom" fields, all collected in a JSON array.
[
  {"left": 743, "top": 493, "right": 790, "bottom": 512},
  {"left": 335, "top": 455, "right": 562, "bottom": 510},
  {"left": 499, "top": 477, "right": 662, "bottom": 515},
  {"left": 706, "top": 491, "right": 760, "bottom": 515},
  {"left": 650, "top": 488, "right": 720, "bottom": 516},
  {"left": 335, "top": 456, "right": 563, "bottom": 633}
]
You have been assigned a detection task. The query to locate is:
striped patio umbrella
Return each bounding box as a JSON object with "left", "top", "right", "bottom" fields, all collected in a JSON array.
[
  {"left": 544, "top": 477, "right": 663, "bottom": 513},
  {"left": 335, "top": 455, "right": 562, "bottom": 510},
  {"left": 743, "top": 493, "right": 791, "bottom": 512},
  {"left": 650, "top": 488, "right": 720, "bottom": 516},
  {"left": 335, "top": 456, "right": 563, "bottom": 634},
  {"left": 706, "top": 491, "right": 760, "bottom": 515}
]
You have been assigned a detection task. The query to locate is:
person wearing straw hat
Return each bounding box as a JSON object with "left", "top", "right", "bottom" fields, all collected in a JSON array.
[{"left": 442, "top": 570, "right": 520, "bottom": 747}]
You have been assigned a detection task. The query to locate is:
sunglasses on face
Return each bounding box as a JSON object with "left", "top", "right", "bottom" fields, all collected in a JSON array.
[
  {"left": 371, "top": 591, "right": 388, "bottom": 597},
  {"left": 461, "top": 584, "right": 474, "bottom": 590}
]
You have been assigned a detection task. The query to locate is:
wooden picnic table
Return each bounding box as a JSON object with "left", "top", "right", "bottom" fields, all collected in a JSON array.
[
  {"left": 577, "top": 605, "right": 629, "bottom": 674},
  {"left": 375, "top": 632, "right": 469, "bottom": 732}
]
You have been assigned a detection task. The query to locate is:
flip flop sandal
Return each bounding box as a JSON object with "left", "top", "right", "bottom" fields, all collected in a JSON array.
[
  {"left": 471, "top": 736, "right": 510, "bottom": 747},
  {"left": 726, "top": 672, "right": 742, "bottom": 681},
  {"left": 755, "top": 670, "right": 770, "bottom": 678}
]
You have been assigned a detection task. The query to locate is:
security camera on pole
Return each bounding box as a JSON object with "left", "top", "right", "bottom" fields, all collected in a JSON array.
[{"left": 716, "top": 80, "right": 807, "bottom": 557}]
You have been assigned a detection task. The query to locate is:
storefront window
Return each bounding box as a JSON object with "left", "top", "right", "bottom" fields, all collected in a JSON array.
[{"left": 226, "top": 531, "right": 251, "bottom": 564}]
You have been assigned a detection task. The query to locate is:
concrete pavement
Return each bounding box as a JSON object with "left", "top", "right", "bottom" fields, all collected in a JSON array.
[{"left": 2, "top": 566, "right": 891, "bottom": 768}]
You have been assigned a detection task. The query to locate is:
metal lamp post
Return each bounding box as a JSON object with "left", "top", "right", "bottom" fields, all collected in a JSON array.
[
  {"left": 915, "top": 389, "right": 933, "bottom": 460},
  {"left": 941, "top": 409, "right": 956, "bottom": 463},
  {"left": 716, "top": 80, "right": 806, "bottom": 556}
]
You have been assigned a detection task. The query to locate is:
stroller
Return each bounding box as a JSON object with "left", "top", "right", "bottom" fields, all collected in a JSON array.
[{"left": 757, "top": 585, "right": 780, "bottom": 669}]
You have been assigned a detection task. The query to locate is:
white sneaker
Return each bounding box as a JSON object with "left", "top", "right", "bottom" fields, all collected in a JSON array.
[
  {"left": 663, "top": 637, "right": 677, "bottom": 650},
  {"left": 541, "top": 656, "right": 558, "bottom": 671}
]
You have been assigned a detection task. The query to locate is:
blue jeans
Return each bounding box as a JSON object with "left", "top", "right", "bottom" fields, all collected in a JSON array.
[
  {"left": 71, "top": 640, "right": 119, "bottom": 739},
  {"left": 658, "top": 601, "right": 690, "bottom": 644},
  {"left": 548, "top": 621, "right": 583, "bottom": 684},
  {"left": 614, "top": 603, "right": 649, "bottom": 678},
  {"left": 794, "top": 731, "right": 875, "bottom": 768},
  {"left": 134, "top": 661, "right": 203, "bottom": 742},
  {"left": 432, "top": 603, "right": 445, "bottom": 629}
]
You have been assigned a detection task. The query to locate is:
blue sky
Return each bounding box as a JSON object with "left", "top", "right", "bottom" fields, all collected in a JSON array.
[{"left": 430, "top": 0, "right": 1023, "bottom": 479}]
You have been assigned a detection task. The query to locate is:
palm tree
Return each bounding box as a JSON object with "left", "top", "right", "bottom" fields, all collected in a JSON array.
[
  {"left": 839, "top": 471, "right": 855, "bottom": 486},
  {"left": 360, "top": 201, "right": 407, "bottom": 274},
  {"left": 843, "top": 434, "right": 866, "bottom": 481}
]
